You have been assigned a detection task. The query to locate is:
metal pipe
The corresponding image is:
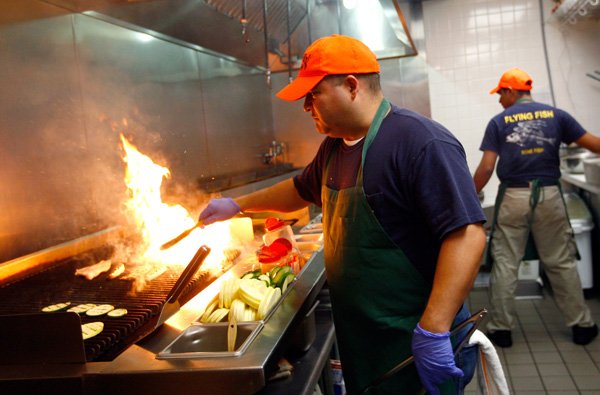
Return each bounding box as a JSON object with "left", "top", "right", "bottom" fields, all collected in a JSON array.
[
  {"left": 241, "top": 0, "right": 249, "bottom": 43},
  {"left": 287, "top": 0, "right": 293, "bottom": 82},
  {"left": 306, "top": 0, "right": 312, "bottom": 44},
  {"left": 336, "top": 0, "right": 342, "bottom": 35},
  {"left": 262, "top": 0, "right": 271, "bottom": 86}
]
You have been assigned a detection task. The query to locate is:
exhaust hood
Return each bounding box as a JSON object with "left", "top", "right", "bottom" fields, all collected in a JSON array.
[{"left": 41, "top": 0, "right": 417, "bottom": 72}]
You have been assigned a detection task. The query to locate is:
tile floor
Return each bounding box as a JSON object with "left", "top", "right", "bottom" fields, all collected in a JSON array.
[{"left": 464, "top": 284, "right": 600, "bottom": 395}]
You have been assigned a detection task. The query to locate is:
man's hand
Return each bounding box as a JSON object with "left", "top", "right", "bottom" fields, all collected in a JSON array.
[
  {"left": 199, "top": 198, "right": 241, "bottom": 225},
  {"left": 412, "top": 323, "right": 463, "bottom": 395}
]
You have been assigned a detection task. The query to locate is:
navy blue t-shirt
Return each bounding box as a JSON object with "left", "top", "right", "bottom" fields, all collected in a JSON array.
[
  {"left": 480, "top": 100, "right": 586, "bottom": 184},
  {"left": 294, "top": 105, "right": 486, "bottom": 283}
]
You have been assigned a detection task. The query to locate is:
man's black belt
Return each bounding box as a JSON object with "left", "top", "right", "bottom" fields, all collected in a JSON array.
[{"left": 503, "top": 179, "right": 559, "bottom": 188}]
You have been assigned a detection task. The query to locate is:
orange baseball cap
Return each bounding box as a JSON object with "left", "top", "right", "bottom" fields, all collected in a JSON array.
[
  {"left": 489, "top": 68, "right": 533, "bottom": 94},
  {"left": 276, "top": 34, "right": 380, "bottom": 101}
]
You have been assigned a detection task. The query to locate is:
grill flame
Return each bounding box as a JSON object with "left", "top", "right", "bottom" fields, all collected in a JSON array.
[{"left": 119, "top": 134, "right": 247, "bottom": 272}]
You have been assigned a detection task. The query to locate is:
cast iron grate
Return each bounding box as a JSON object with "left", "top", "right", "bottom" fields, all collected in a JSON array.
[{"left": 0, "top": 247, "right": 216, "bottom": 362}]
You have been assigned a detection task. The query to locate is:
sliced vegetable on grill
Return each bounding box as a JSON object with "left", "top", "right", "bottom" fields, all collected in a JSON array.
[
  {"left": 42, "top": 302, "right": 71, "bottom": 312},
  {"left": 75, "top": 259, "right": 112, "bottom": 280},
  {"left": 107, "top": 308, "right": 128, "bottom": 317},
  {"left": 86, "top": 304, "right": 115, "bottom": 316},
  {"left": 107, "top": 263, "right": 126, "bottom": 280},
  {"left": 67, "top": 303, "right": 96, "bottom": 314},
  {"left": 145, "top": 265, "right": 167, "bottom": 281},
  {"left": 82, "top": 322, "right": 104, "bottom": 340}
]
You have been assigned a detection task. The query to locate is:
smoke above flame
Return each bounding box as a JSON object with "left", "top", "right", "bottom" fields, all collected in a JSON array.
[{"left": 119, "top": 134, "right": 247, "bottom": 271}]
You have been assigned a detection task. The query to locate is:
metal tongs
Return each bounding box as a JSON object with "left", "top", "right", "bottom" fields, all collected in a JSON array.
[
  {"left": 358, "top": 308, "right": 488, "bottom": 395},
  {"left": 156, "top": 245, "right": 211, "bottom": 327},
  {"left": 160, "top": 220, "right": 204, "bottom": 250}
]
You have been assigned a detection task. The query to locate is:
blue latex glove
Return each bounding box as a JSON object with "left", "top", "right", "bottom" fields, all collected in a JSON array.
[
  {"left": 412, "top": 323, "right": 464, "bottom": 395},
  {"left": 198, "top": 198, "right": 241, "bottom": 225}
]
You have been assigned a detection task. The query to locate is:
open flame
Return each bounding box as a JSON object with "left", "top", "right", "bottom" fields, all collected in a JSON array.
[{"left": 119, "top": 134, "right": 252, "bottom": 272}]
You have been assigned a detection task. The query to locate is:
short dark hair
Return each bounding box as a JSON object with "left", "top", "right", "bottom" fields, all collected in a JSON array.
[
  {"left": 499, "top": 88, "right": 531, "bottom": 96},
  {"left": 324, "top": 73, "right": 381, "bottom": 92}
]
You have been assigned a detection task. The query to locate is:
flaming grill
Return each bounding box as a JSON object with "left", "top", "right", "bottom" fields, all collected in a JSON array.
[
  {"left": 0, "top": 231, "right": 329, "bottom": 395},
  {"left": 0, "top": 244, "right": 216, "bottom": 362}
]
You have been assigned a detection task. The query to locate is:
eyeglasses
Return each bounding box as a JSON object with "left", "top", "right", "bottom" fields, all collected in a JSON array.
[{"left": 303, "top": 89, "right": 318, "bottom": 111}]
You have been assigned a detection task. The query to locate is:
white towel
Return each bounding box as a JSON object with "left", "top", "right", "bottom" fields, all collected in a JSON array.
[{"left": 468, "top": 329, "right": 510, "bottom": 395}]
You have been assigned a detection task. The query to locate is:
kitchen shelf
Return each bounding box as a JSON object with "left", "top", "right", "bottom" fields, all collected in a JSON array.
[{"left": 550, "top": 0, "right": 600, "bottom": 25}]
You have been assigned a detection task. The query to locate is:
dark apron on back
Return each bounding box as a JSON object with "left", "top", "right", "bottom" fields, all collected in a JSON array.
[
  {"left": 484, "top": 179, "right": 579, "bottom": 268},
  {"left": 321, "top": 99, "right": 462, "bottom": 395}
]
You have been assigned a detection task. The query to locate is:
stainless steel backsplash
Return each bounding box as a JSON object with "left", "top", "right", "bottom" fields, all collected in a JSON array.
[{"left": 0, "top": 0, "right": 280, "bottom": 261}]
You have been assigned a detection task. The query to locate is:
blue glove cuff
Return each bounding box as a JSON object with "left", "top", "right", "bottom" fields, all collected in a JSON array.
[{"left": 414, "top": 323, "right": 450, "bottom": 339}]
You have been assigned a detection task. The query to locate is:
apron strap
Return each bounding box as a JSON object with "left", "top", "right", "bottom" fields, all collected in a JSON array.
[{"left": 487, "top": 179, "right": 579, "bottom": 265}]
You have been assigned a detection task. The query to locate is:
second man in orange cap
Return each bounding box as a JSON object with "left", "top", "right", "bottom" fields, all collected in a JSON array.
[{"left": 474, "top": 67, "right": 600, "bottom": 348}]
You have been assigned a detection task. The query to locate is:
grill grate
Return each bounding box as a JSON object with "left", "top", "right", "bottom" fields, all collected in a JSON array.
[{"left": 0, "top": 246, "right": 216, "bottom": 362}]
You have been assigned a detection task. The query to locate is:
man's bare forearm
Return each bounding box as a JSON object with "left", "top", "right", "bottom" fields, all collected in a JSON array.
[
  {"left": 419, "top": 223, "right": 486, "bottom": 333},
  {"left": 235, "top": 178, "right": 310, "bottom": 213}
]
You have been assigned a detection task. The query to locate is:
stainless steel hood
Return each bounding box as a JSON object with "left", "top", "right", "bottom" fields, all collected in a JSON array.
[{"left": 41, "top": 0, "right": 418, "bottom": 72}]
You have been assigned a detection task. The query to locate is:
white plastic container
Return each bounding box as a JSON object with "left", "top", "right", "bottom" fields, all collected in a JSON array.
[
  {"left": 564, "top": 193, "right": 594, "bottom": 289},
  {"left": 572, "top": 221, "right": 594, "bottom": 289},
  {"left": 518, "top": 260, "right": 539, "bottom": 281},
  {"left": 262, "top": 217, "right": 298, "bottom": 249}
]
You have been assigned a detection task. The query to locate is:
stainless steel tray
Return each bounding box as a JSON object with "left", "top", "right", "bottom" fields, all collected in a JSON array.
[
  {"left": 156, "top": 321, "right": 263, "bottom": 359},
  {"left": 156, "top": 231, "right": 325, "bottom": 361}
]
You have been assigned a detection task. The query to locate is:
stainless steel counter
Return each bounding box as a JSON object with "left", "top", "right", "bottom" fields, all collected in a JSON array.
[{"left": 561, "top": 173, "right": 600, "bottom": 195}]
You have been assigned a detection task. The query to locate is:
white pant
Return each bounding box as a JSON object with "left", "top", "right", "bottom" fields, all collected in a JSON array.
[{"left": 487, "top": 186, "right": 594, "bottom": 331}]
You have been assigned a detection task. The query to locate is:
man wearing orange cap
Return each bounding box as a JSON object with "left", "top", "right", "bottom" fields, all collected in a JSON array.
[
  {"left": 200, "top": 35, "right": 487, "bottom": 394},
  {"left": 474, "top": 68, "right": 600, "bottom": 348}
]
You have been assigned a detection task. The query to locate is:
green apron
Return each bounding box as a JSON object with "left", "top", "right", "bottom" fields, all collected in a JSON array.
[
  {"left": 321, "top": 99, "right": 458, "bottom": 395},
  {"left": 484, "top": 180, "right": 578, "bottom": 269}
]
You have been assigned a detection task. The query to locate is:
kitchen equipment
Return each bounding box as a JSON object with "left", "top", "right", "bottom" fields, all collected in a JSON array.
[
  {"left": 263, "top": 217, "right": 298, "bottom": 249},
  {"left": 156, "top": 245, "right": 211, "bottom": 326},
  {"left": 560, "top": 149, "right": 598, "bottom": 174},
  {"left": 157, "top": 321, "right": 263, "bottom": 359},
  {"left": 287, "top": 300, "right": 320, "bottom": 356},
  {"left": 564, "top": 193, "right": 595, "bottom": 291},
  {"left": 160, "top": 220, "right": 204, "bottom": 250},
  {"left": 583, "top": 157, "right": 600, "bottom": 184},
  {"left": 300, "top": 213, "right": 323, "bottom": 234},
  {"left": 358, "top": 308, "right": 488, "bottom": 395}
]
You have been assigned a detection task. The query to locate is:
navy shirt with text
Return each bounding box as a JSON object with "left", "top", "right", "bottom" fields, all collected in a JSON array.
[{"left": 480, "top": 101, "right": 586, "bottom": 184}]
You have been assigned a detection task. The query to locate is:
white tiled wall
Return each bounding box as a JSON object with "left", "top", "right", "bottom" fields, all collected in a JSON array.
[{"left": 422, "top": 0, "right": 600, "bottom": 205}]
